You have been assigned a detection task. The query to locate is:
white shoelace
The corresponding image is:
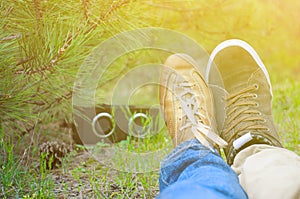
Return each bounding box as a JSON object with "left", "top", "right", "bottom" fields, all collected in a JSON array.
[{"left": 176, "top": 82, "right": 228, "bottom": 151}]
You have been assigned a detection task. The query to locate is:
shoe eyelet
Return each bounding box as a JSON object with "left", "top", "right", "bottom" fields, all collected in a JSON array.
[
  {"left": 257, "top": 111, "right": 262, "bottom": 116},
  {"left": 254, "top": 84, "right": 259, "bottom": 90},
  {"left": 253, "top": 94, "right": 258, "bottom": 99},
  {"left": 266, "top": 128, "right": 270, "bottom": 132},
  {"left": 263, "top": 119, "right": 267, "bottom": 123},
  {"left": 254, "top": 102, "right": 259, "bottom": 107}
]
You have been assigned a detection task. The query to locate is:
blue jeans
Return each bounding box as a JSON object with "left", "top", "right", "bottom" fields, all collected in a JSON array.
[{"left": 157, "top": 139, "right": 248, "bottom": 199}]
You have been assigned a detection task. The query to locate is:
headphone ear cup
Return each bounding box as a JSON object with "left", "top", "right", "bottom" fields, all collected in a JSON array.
[{"left": 72, "top": 104, "right": 161, "bottom": 145}]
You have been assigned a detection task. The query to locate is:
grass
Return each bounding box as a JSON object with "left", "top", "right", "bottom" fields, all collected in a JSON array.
[
  {"left": 0, "top": 127, "right": 55, "bottom": 198},
  {"left": 0, "top": 109, "right": 168, "bottom": 198},
  {"left": 273, "top": 79, "right": 300, "bottom": 155},
  {"left": 1, "top": 53, "right": 299, "bottom": 198},
  {"left": 1, "top": 77, "right": 299, "bottom": 198},
  {"left": 1, "top": 1, "right": 299, "bottom": 197}
]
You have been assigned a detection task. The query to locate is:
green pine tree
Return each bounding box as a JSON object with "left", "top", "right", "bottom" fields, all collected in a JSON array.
[
  {"left": 0, "top": 0, "right": 164, "bottom": 134},
  {"left": 1, "top": 0, "right": 299, "bottom": 143}
]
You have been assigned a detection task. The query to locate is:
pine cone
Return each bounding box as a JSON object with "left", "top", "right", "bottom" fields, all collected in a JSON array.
[{"left": 39, "top": 141, "right": 72, "bottom": 169}]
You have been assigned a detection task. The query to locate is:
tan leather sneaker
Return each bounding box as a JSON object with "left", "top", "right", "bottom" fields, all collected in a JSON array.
[
  {"left": 206, "top": 39, "right": 283, "bottom": 164},
  {"left": 160, "top": 53, "right": 227, "bottom": 151}
]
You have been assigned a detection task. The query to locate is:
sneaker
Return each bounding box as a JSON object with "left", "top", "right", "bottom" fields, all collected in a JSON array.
[
  {"left": 206, "top": 39, "right": 283, "bottom": 164},
  {"left": 159, "top": 53, "right": 227, "bottom": 151}
]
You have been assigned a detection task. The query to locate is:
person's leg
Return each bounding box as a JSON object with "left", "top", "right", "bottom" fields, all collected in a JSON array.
[
  {"left": 157, "top": 139, "right": 248, "bottom": 199},
  {"left": 207, "top": 39, "right": 300, "bottom": 198},
  {"left": 158, "top": 53, "right": 247, "bottom": 198},
  {"left": 232, "top": 144, "right": 300, "bottom": 199}
]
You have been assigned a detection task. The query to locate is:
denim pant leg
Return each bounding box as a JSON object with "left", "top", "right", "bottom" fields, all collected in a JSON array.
[{"left": 157, "top": 139, "right": 248, "bottom": 199}]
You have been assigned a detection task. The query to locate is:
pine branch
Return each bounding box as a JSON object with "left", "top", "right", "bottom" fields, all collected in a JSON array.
[
  {"left": 46, "top": 0, "right": 133, "bottom": 72},
  {"left": 0, "top": 0, "right": 151, "bottom": 134},
  {"left": 98, "top": 0, "right": 132, "bottom": 23},
  {"left": 9, "top": 0, "right": 135, "bottom": 77},
  {"left": 81, "top": 0, "right": 90, "bottom": 22},
  {"left": 0, "top": 34, "right": 22, "bottom": 42},
  {"left": 32, "top": 0, "right": 43, "bottom": 21},
  {"left": 15, "top": 56, "right": 35, "bottom": 66},
  {"left": 32, "top": 91, "right": 72, "bottom": 114}
]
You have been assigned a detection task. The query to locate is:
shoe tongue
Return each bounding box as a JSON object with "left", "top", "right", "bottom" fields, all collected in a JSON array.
[{"left": 222, "top": 66, "right": 256, "bottom": 93}]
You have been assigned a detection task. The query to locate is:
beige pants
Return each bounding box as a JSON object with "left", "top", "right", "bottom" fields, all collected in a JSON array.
[{"left": 232, "top": 144, "right": 300, "bottom": 199}]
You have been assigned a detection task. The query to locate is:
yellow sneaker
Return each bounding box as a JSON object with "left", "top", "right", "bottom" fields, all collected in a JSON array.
[{"left": 160, "top": 53, "right": 227, "bottom": 151}]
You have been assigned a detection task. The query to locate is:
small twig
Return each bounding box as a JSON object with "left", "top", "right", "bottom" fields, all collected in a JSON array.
[
  {"left": 32, "top": 91, "right": 72, "bottom": 114},
  {"left": 0, "top": 34, "right": 22, "bottom": 42},
  {"left": 30, "top": 90, "right": 48, "bottom": 98},
  {"left": 25, "top": 100, "right": 45, "bottom": 106},
  {"left": 81, "top": 0, "right": 90, "bottom": 22},
  {"left": 19, "top": 113, "right": 41, "bottom": 169},
  {"left": 99, "top": 0, "right": 131, "bottom": 21},
  {"left": 32, "top": 0, "right": 43, "bottom": 21},
  {"left": 16, "top": 56, "right": 35, "bottom": 66}
]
